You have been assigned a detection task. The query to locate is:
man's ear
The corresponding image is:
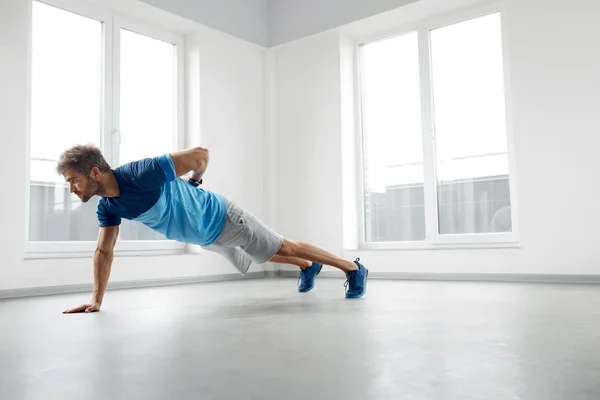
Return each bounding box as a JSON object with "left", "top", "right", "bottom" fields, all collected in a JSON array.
[{"left": 90, "top": 166, "right": 101, "bottom": 180}]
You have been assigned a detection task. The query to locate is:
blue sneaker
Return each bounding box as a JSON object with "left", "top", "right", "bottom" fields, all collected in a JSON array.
[
  {"left": 344, "top": 258, "right": 368, "bottom": 298},
  {"left": 298, "top": 262, "right": 323, "bottom": 292}
]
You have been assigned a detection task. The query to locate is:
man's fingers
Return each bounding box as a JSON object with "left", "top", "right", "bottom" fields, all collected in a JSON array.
[{"left": 63, "top": 305, "right": 89, "bottom": 314}]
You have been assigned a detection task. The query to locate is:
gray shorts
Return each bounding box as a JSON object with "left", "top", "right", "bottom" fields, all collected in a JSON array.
[{"left": 203, "top": 197, "right": 284, "bottom": 275}]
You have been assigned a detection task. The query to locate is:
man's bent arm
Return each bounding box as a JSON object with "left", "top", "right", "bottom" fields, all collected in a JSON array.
[{"left": 170, "top": 147, "right": 209, "bottom": 180}]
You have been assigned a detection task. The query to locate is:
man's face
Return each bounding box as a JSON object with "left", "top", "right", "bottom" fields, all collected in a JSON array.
[{"left": 63, "top": 168, "right": 100, "bottom": 203}]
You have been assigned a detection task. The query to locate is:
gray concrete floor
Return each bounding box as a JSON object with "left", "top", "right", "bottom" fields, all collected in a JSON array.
[{"left": 1, "top": 278, "right": 599, "bottom": 400}]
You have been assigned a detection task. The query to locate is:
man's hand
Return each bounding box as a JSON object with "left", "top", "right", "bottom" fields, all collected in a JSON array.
[{"left": 63, "top": 301, "right": 101, "bottom": 314}]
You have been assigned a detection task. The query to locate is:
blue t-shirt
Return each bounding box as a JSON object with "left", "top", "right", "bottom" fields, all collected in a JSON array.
[{"left": 96, "top": 154, "right": 227, "bottom": 247}]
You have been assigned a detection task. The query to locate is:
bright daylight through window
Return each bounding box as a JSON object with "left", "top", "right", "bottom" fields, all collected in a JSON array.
[
  {"left": 360, "top": 12, "right": 514, "bottom": 245},
  {"left": 29, "top": 1, "right": 179, "bottom": 248}
]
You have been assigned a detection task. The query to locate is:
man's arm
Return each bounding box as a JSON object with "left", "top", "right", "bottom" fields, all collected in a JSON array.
[
  {"left": 63, "top": 226, "right": 119, "bottom": 314},
  {"left": 170, "top": 147, "right": 209, "bottom": 181}
]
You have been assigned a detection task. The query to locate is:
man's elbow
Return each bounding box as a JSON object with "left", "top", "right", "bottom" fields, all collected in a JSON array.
[
  {"left": 95, "top": 247, "right": 114, "bottom": 257},
  {"left": 192, "top": 147, "right": 209, "bottom": 169}
]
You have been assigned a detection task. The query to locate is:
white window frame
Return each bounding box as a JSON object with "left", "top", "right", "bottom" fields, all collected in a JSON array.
[
  {"left": 26, "top": 0, "right": 186, "bottom": 257},
  {"left": 356, "top": 1, "right": 520, "bottom": 250}
]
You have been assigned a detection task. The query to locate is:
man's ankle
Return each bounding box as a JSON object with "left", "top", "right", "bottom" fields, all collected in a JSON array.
[{"left": 346, "top": 261, "right": 359, "bottom": 272}]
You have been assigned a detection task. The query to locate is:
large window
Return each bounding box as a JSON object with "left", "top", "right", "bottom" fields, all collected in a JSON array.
[
  {"left": 359, "top": 10, "right": 517, "bottom": 247},
  {"left": 28, "top": 0, "right": 183, "bottom": 255},
  {"left": 361, "top": 32, "right": 424, "bottom": 242}
]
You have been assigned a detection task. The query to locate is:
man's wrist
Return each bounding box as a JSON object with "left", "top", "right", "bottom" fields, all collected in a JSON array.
[
  {"left": 190, "top": 168, "right": 205, "bottom": 181},
  {"left": 188, "top": 178, "right": 202, "bottom": 187}
]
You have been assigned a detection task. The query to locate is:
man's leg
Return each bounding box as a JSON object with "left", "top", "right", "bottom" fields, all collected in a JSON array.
[
  {"left": 272, "top": 239, "right": 358, "bottom": 274},
  {"left": 202, "top": 244, "right": 253, "bottom": 275},
  {"left": 269, "top": 255, "right": 312, "bottom": 269},
  {"left": 218, "top": 197, "right": 367, "bottom": 297},
  {"left": 272, "top": 239, "right": 368, "bottom": 298}
]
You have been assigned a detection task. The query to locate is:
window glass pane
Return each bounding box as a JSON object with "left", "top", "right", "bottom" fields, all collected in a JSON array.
[
  {"left": 361, "top": 32, "right": 425, "bottom": 242},
  {"left": 431, "top": 13, "right": 512, "bottom": 235},
  {"left": 29, "top": 1, "right": 102, "bottom": 241},
  {"left": 119, "top": 29, "right": 175, "bottom": 165},
  {"left": 118, "top": 29, "right": 176, "bottom": 241}
]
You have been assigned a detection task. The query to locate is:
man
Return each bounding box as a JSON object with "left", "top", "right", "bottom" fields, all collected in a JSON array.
[{"left": 60, "top": 145, "right": 368, "bottom": 313}]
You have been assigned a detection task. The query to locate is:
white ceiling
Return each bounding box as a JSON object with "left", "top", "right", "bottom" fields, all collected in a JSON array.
[
  {"left": 140, "top": 0, "right": 269, "bottom": 46},
  {"left": 140, "top": 0, "right": 420, "bottom": 47},
  {"left": 268, "top": 0, "right": 419, "bottom": 47}
]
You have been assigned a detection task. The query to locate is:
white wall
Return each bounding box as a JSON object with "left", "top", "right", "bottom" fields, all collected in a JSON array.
[
  {"left": 0, "top": 0, "right": 266, "bottom": 291},
  {"left": 140, "top": 0, "right": 268, "bottom": 46},
  {"left": 269, "top": 31, "right": 345, "bottom": 260},
  {"left": 270, "top": 0, "right": 600, "bottom": 276},
  {"left": 268, "top": 0, "right": 419, "bottom": 46},
  {"left": 188, "top": 25, "right": 267, "bottom": 232}
]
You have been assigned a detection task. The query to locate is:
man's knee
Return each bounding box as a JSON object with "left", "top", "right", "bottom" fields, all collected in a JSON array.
[{"left": 276, "top": 239, "right": 296, "bottom": 257}]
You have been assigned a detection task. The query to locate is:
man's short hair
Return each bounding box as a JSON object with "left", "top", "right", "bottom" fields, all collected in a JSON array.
[{"left": 56, "top": 144, "right": 112, "bottom": 176}]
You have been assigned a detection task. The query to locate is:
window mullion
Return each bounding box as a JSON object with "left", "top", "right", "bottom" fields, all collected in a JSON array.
[
  {"left": 101, "top": 16, "right": 115, "bottom": 165},
  {"left": 110, "top": 17, "right": 122, "bottom": 166},
  {"left": 417, "top": 27, "right": 438, "bottom": 244}
]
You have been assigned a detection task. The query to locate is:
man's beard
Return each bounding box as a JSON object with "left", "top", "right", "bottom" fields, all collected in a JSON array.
[{"left": 80, "top": 179, "right": 104, "bottom": 203}]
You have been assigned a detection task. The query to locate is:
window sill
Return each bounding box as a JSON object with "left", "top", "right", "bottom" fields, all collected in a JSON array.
[
  {"left": 25, "top": 240, "right": 192, "bottom": 259},
  {"left": 358, "top": 241, "right": 521, "bottom": 251},
  {"left": 25, "top": 248, "right": 189, "bottom": 260}
]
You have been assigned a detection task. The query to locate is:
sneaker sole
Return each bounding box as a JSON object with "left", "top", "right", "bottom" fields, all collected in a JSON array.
[
  {"left": 346, "top": 269, "right": 368, "bottom": 299},
  {"left": 298, "top": 285, "right": 314, "bottom": 293}
]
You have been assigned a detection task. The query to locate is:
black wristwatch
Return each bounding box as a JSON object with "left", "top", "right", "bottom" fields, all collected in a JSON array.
[{"left": 188, "top": 178, "right": 203, "bottom": 187}]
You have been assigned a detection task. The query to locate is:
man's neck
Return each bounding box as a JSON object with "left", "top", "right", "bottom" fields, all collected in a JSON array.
[{"left": 99, "top": 171, "right": 120, "bottom": 198}]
